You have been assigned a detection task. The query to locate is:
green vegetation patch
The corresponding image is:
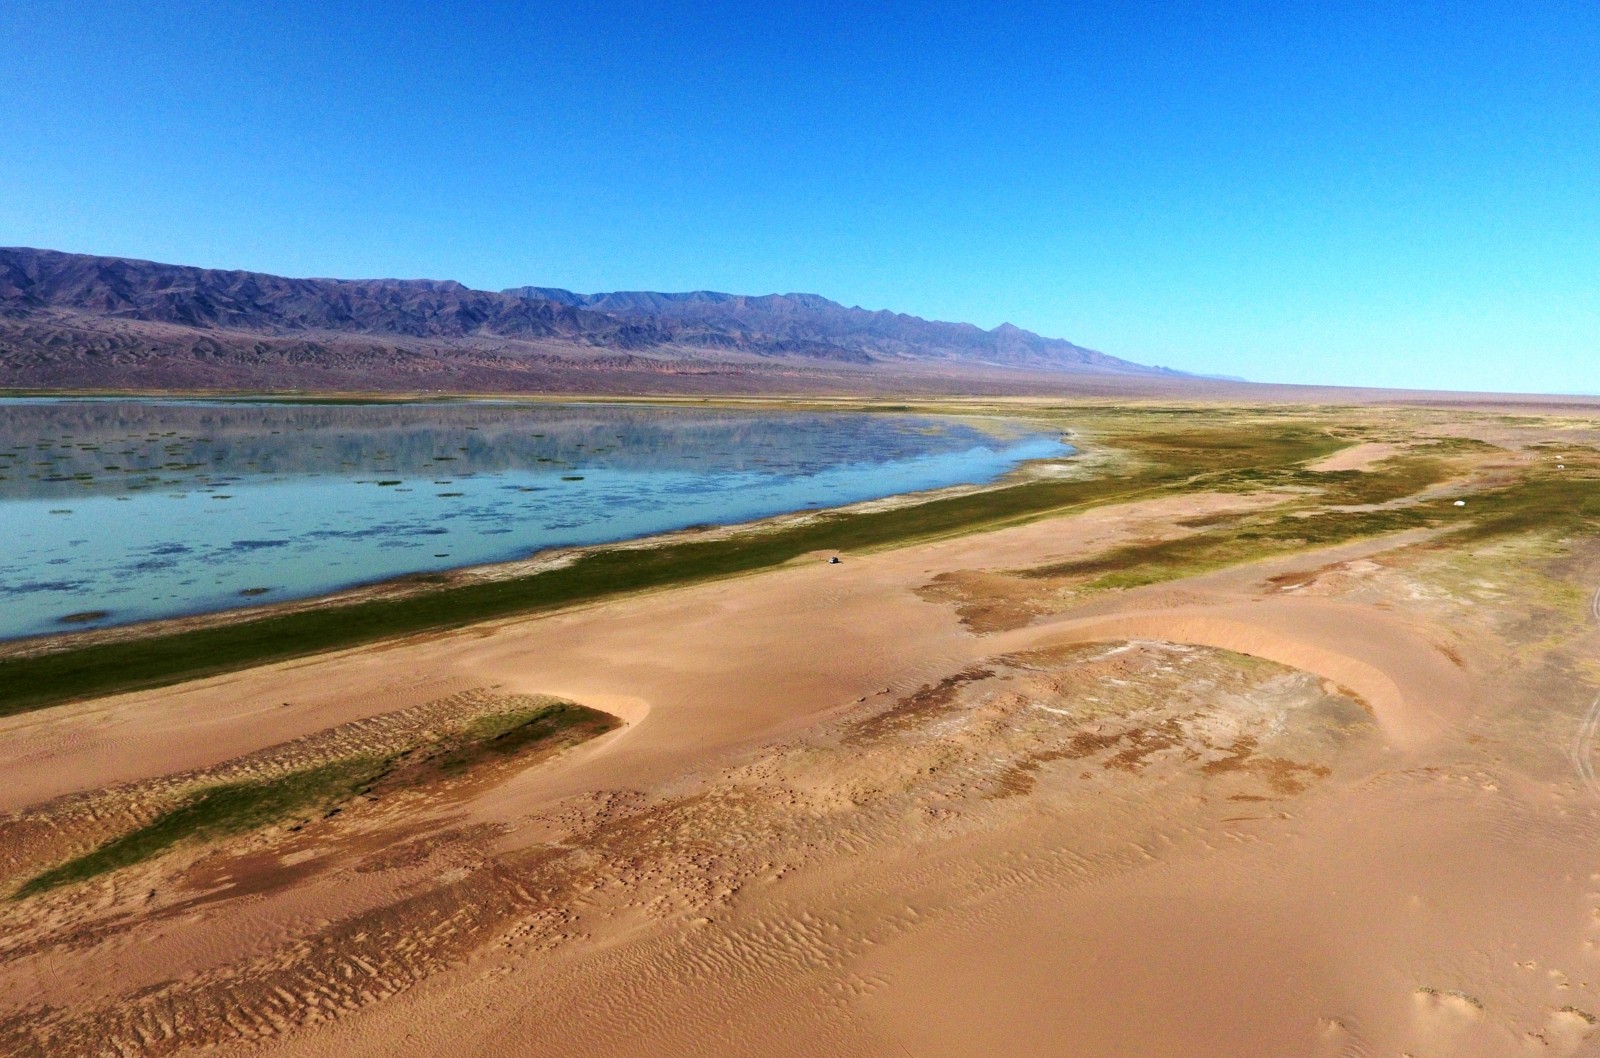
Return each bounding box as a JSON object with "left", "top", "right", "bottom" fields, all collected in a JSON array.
[
  {"left": 1031, "top": 451, "right": 1600, "bottom": 593},
  {"left": 1038, "top": 504, "right": 1445, "bottom": 591},
  {"left": 15, "top": 701, "right": 617, "bottom": 898},
  {"left": 430, "top": 702, "right": 618, "bottom": 775},
  {"left": 1450, "top": 470, "right": 1600, "bottom": 544},
  {"left": 1309, "top": 454, "right": 1452, "bottom": 506},
  {"left": 1021, "top": 450, "right": 1460, "bottom": 589},
  {"left": 17, "top": 756, "right": 384, "bottom": 897},
  {"left": 1209, "top": 452, "right": 1451, "bottom": 506}
]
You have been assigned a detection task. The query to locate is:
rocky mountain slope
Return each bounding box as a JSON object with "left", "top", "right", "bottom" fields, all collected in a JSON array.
[{"left": 0, "top": 247, "right": 1183, "bottom": 393}]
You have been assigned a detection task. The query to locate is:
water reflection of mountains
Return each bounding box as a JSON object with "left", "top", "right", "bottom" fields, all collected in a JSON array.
[{"left": 0, "top": 400, "right": 1013, "bottom": 498}]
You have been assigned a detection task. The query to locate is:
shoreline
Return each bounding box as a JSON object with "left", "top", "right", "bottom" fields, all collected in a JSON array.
[
  {"left": 0, "top": 437, "right": 1085, "bottom": 661},
  {"left": 0, "top": 402, "right": 1130, "bottom": 716},
  {"left": 0, "top": 398, "right": 1081, "bottom": 657},
  {"left": 7, "top": 383, "right": 1600, "bottom": 411}
]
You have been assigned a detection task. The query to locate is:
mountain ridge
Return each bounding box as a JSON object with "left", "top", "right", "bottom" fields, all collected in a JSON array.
[{"left": 0, "top": 247, "right": 1188, "bottom": 393}]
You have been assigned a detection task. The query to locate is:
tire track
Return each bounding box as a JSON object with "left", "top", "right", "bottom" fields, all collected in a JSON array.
[{"left": 1568, "top": 586, "right": 1600, "bottom": 802}]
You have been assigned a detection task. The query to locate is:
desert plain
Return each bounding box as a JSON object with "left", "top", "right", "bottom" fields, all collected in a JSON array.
[{"left": 4, "top": 396, "right": 1600, "bottom": 1057}]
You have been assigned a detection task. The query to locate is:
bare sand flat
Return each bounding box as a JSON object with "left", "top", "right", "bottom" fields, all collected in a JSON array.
[
  {"left": 4, "top": 408, "right": 1600, "bottom": 1058},
  {"left": 1307, "top": 440, "right": 1404, "bottom": 471}
]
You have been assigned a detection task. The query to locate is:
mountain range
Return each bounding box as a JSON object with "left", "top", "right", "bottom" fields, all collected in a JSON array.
[{"left": 0, "top": 247, "right": 1191, "bottom": 394}]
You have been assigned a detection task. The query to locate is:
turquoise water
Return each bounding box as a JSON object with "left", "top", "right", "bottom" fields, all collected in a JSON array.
[{"left": 0, "top": 399, "right": 1068, "bottom": 639}]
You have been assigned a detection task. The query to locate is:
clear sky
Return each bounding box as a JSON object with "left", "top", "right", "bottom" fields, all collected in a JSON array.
[{"left": 2, "top": 1, "right": 1596, "bottom": 393}]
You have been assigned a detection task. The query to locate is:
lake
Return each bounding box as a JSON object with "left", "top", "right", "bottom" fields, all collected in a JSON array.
[{"left": 0, "top": 398, "right": 1068, "bottom": 639}]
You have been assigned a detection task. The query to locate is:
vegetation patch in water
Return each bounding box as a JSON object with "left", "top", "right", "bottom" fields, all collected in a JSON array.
[{"left": 57, "top": 610, "right": 111, "bottom": 624}]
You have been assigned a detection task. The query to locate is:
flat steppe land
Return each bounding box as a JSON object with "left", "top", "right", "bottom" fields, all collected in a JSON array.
[{"left": 7, "top": 395, "right": 1600, "bottom": 1057}]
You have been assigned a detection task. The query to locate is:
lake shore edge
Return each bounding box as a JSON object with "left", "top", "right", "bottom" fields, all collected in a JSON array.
[{"left": 0, "top": 400, "right": 1102, "bottom": 716}]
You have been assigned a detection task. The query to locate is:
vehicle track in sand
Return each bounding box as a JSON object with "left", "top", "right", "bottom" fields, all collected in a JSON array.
[{"left": 1566, "top": 586, "right": 1600, "bottom": 802}]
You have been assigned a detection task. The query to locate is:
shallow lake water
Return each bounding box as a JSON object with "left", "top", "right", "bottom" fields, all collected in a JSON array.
[{"left": 0, "top": 399, "right": 1068, "bottom": 639}]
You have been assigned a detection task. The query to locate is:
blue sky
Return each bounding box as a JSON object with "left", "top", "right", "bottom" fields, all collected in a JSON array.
[{"left": 2, "top": 1, "right": 1596, "bottom": 393}]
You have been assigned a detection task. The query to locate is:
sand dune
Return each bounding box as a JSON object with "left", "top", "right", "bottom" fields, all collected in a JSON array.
[{"left": 1012, "top": 597, "right": 1470, "bottom": 747}]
